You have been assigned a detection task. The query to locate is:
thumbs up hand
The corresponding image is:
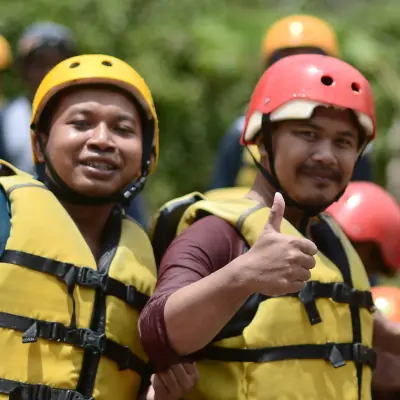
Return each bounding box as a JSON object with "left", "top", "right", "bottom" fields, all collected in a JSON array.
[{"left": 241, "top": 192, "right": 317, "bottom": 296}]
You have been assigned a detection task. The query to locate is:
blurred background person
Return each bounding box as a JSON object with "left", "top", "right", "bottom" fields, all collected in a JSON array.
[{"left": 0, "top": 21, "right": 77, "bottom": 175}]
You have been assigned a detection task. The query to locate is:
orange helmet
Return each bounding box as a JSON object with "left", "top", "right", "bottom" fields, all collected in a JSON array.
[
  {"left": 261, "top": 15, "right": 339, "bottom": 63},
  {"left": 371, "top": 286, "right": 400, "bottom": 323},
  {"left": 326, "top": 182, "right": 400, "bottom": 272}
]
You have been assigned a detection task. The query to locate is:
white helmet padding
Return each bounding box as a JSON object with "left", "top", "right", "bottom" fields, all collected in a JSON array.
[{"left": 243, "top": 99, "right": 374, "bottom": 146}]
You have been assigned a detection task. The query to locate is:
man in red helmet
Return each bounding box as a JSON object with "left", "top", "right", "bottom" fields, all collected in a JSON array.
[
  {"left": 209, "top": 14, "right": 373, "bottom": 194},
  {"left": 325, "top": 182, "right": 400, "bottom": 285},
  {"left": 140, "top": 54, "right": 400, "bottom": 399}
]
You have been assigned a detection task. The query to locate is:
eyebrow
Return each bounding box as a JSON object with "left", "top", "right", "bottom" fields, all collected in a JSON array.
[
  {"left": 68, "top": 107, "right": 138, "bottom": 125},
  {"left": 297, "top": 121, "right": 356, "bottom": 138}
]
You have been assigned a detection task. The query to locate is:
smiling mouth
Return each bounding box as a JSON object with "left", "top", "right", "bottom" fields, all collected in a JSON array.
[{"left": 81, "top": 161, "right": 118, "bottom": 171}]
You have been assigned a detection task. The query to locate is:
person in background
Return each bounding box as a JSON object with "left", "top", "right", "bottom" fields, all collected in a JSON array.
[
  {"left": 325, "top": 181, "right": 400, "bottom": 287},
  {"left": 208, "top": 14, "right": 373, "bottom": 194},
  {"left": 371, "top": 287, "right": 400, "bottom": 400},
  {"left": 0, "top": 21, "right": 78, "bottom": 175}
]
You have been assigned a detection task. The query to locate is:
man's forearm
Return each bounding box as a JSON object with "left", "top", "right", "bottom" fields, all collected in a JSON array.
[{"left": 164, "top": 257, "right": 251, "bottom": 355}]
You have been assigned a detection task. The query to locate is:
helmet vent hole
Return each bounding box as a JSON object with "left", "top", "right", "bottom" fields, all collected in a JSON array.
[
  {"left": 321, "top": 76, "right": 334, "bottom": 86},
  {"left": 351, "top": 82, "right": 361, "bottom": 93},
  {"left": 102, "top": 60, "right": 112, "bottom": 67},
  {"left": 70, "top": 62, "right": 80, "bottom": 69}
]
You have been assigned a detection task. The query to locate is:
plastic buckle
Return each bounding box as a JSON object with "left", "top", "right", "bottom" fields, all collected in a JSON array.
[
  {"left": 82, "top": 330, "right": 106, "bottom": 353},
  {"left": 353, "top": 343, "right": 376, "bottom": 369},
  {"left": 298, "top": 281, "right": 316, "bottom": 304},
  {"left": 331, "top": 283, "right": 354, "bottom": 304},
  {"left": 77, "top": 268, "right": 102, "bottom": 288},
  {"left": 65, "top": 390, "right": 94, "bottom": 400},
  {"left": 126, "top": 285, "right": 137, "bottom": 305}
]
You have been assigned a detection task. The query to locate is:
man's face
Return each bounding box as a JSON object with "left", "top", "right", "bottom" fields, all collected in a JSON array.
[
  {"left": 23, "top": 47, "right": 68, "bottom": 93},
  {"left": 34, "top": 86, "right": 143, "bottom": 198},
  {"left": 270, "top": 106, "right": 360, "bottom": 209}
]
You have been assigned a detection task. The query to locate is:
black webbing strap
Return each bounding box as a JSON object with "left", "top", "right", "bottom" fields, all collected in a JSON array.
[
  {"left": 284, "top": 281, "right": 374, "bottom": 325},
  {"left": 0, "top": 377, "right": 92, "bottom": 400},
  {"left": 193, "top": 342, "right": 376, "bottom": 369},
  {"left": 1, "top": 250, "right": 149, "bottom": 312},
  {"left": 0, "top": 312, "right": 150, "bottom": 378}
]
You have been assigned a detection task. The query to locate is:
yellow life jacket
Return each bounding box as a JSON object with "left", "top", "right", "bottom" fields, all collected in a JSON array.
[
  {"left": 0, "top": 163, "right": 156, "bottom": 400},
  {"left": 235, "top": 145, "right": 259, "bottom": 187},
  {"left": 151, "top": 193, "right": 375, "bottom": 400}
]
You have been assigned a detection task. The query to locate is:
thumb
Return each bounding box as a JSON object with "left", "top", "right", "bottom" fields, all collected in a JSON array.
[{"left": 266, "top": 192, "right": 285, "bottom": 233}]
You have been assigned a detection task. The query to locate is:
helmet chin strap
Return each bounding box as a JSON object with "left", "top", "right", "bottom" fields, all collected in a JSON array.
[
  {"left": 35, "top": 133, "right": 149, "bottom": 206},
  {"left": 246, "top": 114, "right": 348, "bottom": 235}
]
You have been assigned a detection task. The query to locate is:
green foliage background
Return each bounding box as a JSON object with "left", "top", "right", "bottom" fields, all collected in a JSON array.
[{"left": 0, "top": 0, "right": 399, "bottom": 214}]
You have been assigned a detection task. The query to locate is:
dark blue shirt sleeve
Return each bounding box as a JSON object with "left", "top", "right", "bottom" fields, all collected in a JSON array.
[
  {"left": 351, "top": 154, "right": 373, "bottom": 182},
  {"left": 123, "top": 193, "right": 148, "bottom": 231},
  {"left": 0, "top": 189, "right": 10, "bottom": 255},
  {"left": 209, "top": 117, "right": 245, "bottom": 190}
]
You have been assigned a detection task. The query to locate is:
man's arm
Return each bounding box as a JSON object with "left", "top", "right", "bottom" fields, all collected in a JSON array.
[
  {"left": 139, "top": 194, "right": 316, "bottom": 370},
  {"left": 373, "top": 309, "right": 400, "bottom": 354},
  {"left": 139, "top": 216, "right": 250, "bottom": 370}
]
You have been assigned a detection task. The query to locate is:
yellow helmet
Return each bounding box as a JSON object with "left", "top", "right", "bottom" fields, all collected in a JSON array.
[
  {"left": 0, "top": 35, "right": 12, "bottom": 71},
  {"left": 261, "top": 14, "right": 339, "bottom": 62},
  {"left": 31, "top": 54, "right": 159, "bottom": 175}
]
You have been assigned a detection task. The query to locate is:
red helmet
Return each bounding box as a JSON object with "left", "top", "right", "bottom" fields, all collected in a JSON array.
[
  {"left": 371, "top": 286, "right": 400, "bottom": 323},
  {"left": 326, "top": 182, "right": 400, "bottom": 271},
  {"left": 241, "top": 54, "right": 376, "bottom": 148}
]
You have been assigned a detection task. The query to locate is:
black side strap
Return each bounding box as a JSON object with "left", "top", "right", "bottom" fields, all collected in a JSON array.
[
  {"left": 151, "top": 193, "right": 205, "bottom": 268},
  {"left": 315, "top": 215, "right": 364, "bottom": 399},
  {"left": 284, "top": 281, "right": 374, "bottom": 325},
  {"left": 193, "top": 342, "right": 376, "bottom": 369},
  {"left": 1, "top": 250, "right": 149, "bottom": 312},
  {"left": 0, "top": 377, "right": 91, "bottom": 400},
  {"left": 0, "top": 312, "right": 150, "bottom": 378}
]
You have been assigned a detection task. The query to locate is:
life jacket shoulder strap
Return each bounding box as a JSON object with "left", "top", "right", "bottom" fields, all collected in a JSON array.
[{"left": 150, "top": 192, "right": 206, "bottom": 267}]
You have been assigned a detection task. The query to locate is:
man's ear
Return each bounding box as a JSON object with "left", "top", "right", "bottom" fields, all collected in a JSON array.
[
  {"left": 31, "top": 131, "right": 47, "bottom": 163},
  {"left": 255, "top": 134, "right": 268, "bottom": 156}
]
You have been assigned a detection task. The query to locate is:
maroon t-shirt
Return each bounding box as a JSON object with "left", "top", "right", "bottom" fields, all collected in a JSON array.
[{"left": 139, "top": 215, "right": 246, "bottom": 371}]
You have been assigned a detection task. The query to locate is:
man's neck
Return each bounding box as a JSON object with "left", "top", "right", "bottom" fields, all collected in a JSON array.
[
  {"left": 246, "top": 172, "right": 311, "bottom": 234},
  {"left": 61, "top": 201, "right": 115, "bottom": 257}
]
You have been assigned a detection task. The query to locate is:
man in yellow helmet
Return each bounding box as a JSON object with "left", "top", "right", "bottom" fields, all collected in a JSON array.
[
  {"left": 208, "top": 14, "right": 373, "bottom": 194},
  {"left": 0, "top": 54, "right": 198, "bottom": 399}
]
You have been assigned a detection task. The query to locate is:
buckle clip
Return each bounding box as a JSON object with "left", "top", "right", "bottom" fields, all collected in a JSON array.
[
  {"left": 353, "top": 343, "right": 376, "bottom": 369},
  {"left": 77, "top": 268, "right": 103, "bottom": 288},
  {"left": 82, "top": 330, "right": 106, "bottom": 353},
  {"left": 332, "top": 283, "right": 355, "bottom": 304}
]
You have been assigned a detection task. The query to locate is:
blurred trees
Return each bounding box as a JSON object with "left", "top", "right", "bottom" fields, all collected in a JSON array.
[{"left": 0, "top": 0, "right": 399, "bottom": 212}]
